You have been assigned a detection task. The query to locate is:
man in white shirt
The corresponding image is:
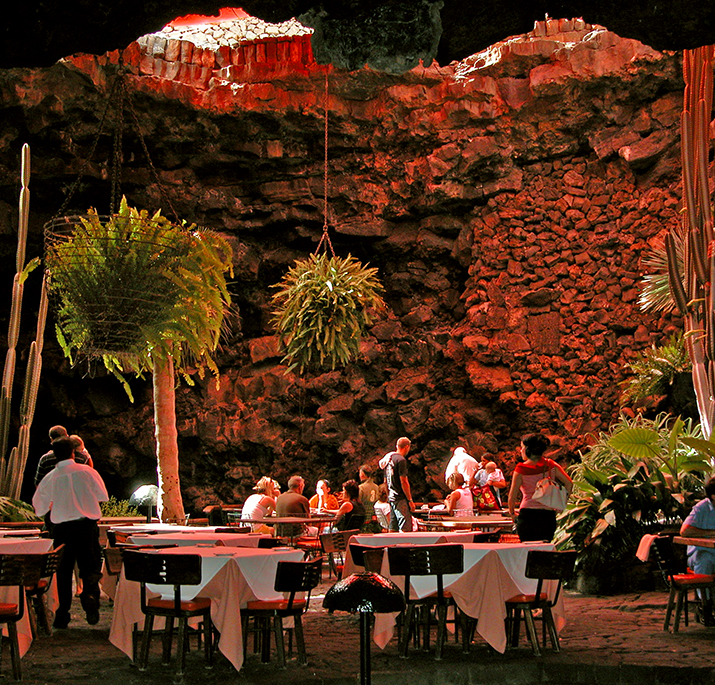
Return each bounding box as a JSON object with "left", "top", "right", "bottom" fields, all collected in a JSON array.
[
  {"left": 33, "top": 435, "right": 108, "bottom": 629},
  {"left": 444, "top": 447, "right": 479, "bottom": 487}
]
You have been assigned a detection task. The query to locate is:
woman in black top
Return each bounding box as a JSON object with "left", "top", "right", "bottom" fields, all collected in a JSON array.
[{"left": 334, "top": 479, "right": 366, "bottom": 531}]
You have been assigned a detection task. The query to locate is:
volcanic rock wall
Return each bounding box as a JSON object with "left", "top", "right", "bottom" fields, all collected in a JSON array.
[{"left": 0, "top": 20, "right": 684, "bottom": 507}]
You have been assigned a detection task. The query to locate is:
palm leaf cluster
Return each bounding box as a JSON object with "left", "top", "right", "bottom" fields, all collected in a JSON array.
[
  {"left": 271, "top": 253, "right": 386, "bottom": 374},
  {"left": 555, "top": 413, "right": 710, "bottom": 574},
  {"left": 45, "top": 197, "right": 233, "bottom": 393},
  {"left": 620, "top": 332, "right": 691, "bottom": 405},
  {"left": 638, "top": 228, "right": 684, "bottom": 314}
]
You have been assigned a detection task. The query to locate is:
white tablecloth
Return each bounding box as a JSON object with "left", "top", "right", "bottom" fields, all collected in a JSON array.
[
  {"left": 126, "top": 532, "right": 271, "bottom": 547},
  {"left": 0, "top": 537, "right": 54, "bottom": 657},
  {"left": 352, "top": 531, "right": 478, "bottom": 549},
  {"left": 354, "top": 541, "right": 563, "bottom": 653},
  {"left": 110, "top": 524, "right": 227, "bottom": 534},
  {"left": 109, "top": 545, "right": 304, "bottom": 671}
]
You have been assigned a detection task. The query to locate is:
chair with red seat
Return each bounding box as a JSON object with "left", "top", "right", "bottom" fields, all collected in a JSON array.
[
  {"left": 0, "top": 553, "right": 44, "bottom": 680},
  {"left": 22, "top": 544, "right": 64, "bottom": 636},
  {"left": 652, "top": 535, "right": 715, "bottom": 631},
  {"left": 505, "top": 549, "right": 577, "bottom": 656},
  {"left": 241, "top": 557, "right": 322, "bottom": 668},
  {"left": 122, "top": 550, "right": 213, "bottom": 677},
  {"left": 386, "top": 543, "right": 465, "bottom": 660}
]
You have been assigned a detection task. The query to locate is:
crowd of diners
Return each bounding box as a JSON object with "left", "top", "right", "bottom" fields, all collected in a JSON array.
[{"left": 239, "top": 433, "right": 574, "bottom": 544}]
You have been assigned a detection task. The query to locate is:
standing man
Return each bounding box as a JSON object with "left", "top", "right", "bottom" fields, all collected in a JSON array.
[
  {"left": 444, "top": 446, "right": 479, "bottom": 487},
  {"left": 34, "top": 425, "right": 91, "bottom": 486},
  {"left": 32, "top": 435, "right": 108, "bottom": 629},
  {"left": 379, "top": 437, "right": 414, "bottom": 532}
]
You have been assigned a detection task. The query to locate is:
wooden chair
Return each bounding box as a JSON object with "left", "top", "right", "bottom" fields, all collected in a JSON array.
[
  {"left": 320, "top": 529, "right": 360, "bottom": 578},
  {"left": 122, "top": 550, "right": 213, "bottom": 677},
  {"left": 505, "top": 549, "right": 577, "bottom": 656},
  {"left": 387, "top": 544, "right": 464, "bottom": 660},
  {"left": 241, "top": 557, "right": 322, "bottom": 668},
  {"left": 0, "top": 553, "right": 44, "bottom": 680},
  {"left": 652, "top": 535, "right": 715, "bottom": 632},
  {"left": 22, "top": 544, "right": 65, "bottom": 636}
]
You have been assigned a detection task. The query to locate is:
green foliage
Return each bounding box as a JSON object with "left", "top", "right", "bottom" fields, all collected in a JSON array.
[
  {"left": 0, "top": 497, "right": 41, "bottom": 523},
  {"left": 46, "top": 197, "right": 233, "bottom": 396},
  {"left": 271, "top": 253, "right": 386, "bottom": 374},
  {"left": 638, "top": 229, "right": 684, "bottom": 314},
  {"left": 555, "top": 413, "right": 710, "bottom": 574},
  {"left": 620, "top": 332, "right": 691, "bottom": 405},
  {"left": 100, "top": 497, "right": 140, "bottom": 518}
]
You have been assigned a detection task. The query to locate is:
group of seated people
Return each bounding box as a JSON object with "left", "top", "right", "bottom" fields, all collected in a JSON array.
[
  {"left": 442, "top": 447, "right": 507, "bottom": 516},
  {"left": 240, "top": 467, "right": 387, "bottom": 536},
  {"left": 237, "top": 448, "right": 507, "bottom": 537}
]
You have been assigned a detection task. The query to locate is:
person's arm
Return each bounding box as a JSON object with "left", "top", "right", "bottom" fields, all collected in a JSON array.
[
  {"left": 32, "top": 483, "right": 51, "bottom": 517},
  {"left": 489, "top": 471, "right": 507, "bottom": 489},
  {"left": 507, "top": 470, "right": 522, "bottom": 518},
  {"left": 334, "top": 501, "right": 353, "bottom": 526},
  {"left": 400, "top": 475, "right": 414, "bottom": 510},
  {"left": 445, "top": 490, "right": 458, "bottom": 514},
  {"left": 680, "top": 522, "right": 715, "bottom": 538},
  {"left": 551, "top": 462, "right": 573, "bottom": 494},
  {"left": 262, "top": 496, "right": 276, "bottom": 516}
]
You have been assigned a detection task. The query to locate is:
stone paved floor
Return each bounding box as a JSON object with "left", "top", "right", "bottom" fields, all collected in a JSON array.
[{"left": 13, "top": 588, "right": 715, "bottom": 685}]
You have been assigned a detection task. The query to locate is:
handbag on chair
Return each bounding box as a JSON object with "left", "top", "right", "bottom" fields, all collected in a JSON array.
[{"left": 472, "top": 484, "right": 500, "bottom": 511}]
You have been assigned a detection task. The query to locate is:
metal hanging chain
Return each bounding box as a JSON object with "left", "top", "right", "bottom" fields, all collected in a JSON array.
[
  {"left": 54, "top": 69, "right": 122, "bottom": 219},
  {"left": 315, "top": 68, "right": 335, "bottom": 257},
  {"left": 55, "top": 52, "right": 180, "bottom": 224}
]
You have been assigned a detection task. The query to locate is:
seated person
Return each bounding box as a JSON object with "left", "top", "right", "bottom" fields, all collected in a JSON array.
[
  {"left": 334, "top": 480, "right": 366, "bottom": 531},
  {"left": 358, "top": 465, "right": 380, "bottom": 513},
  {"left": 275, "top": 475, "right": 314, "bottom": 538},
  {"left": 373, "top": 485, "right": 391, "bottom": 532},
  {"left": 445, "top": 472, "right": 474, "bottom": 517},
  {"left": 680, "top": 476, "right": 715, "bottom": 623},
  {"left": 241, "top": 476, "right": 277, "bottom": 532},
  {"left": 309, "top": 479, "right": 340, "bottom": 511}
]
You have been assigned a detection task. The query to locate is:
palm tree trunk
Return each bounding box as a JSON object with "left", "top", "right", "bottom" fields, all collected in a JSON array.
[{"left": 152, "top": 355, "right": 185, "bottom": 522}]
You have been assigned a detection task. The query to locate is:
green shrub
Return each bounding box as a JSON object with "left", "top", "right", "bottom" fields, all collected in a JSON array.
[
  {"left": 100, "top": 497, "right": 140, "bottom": 518},
  {"left": 0, "top": 497, "right": 41, "bottom": 522}
]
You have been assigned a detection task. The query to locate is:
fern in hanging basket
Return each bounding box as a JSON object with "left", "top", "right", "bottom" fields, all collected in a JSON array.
[
  {"left": 272, "top": 253, "right": 386, "bottom": 373},
  {"left": 45, "top": 197, "right": 233, "bottom": 386}
]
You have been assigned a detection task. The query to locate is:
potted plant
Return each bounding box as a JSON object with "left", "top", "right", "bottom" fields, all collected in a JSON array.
[{"left": 45, "top": 198, "right": 233, "bottom": 522}]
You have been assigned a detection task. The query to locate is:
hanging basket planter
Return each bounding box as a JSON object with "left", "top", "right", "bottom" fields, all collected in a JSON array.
[
  {"left": 44, "top": 197, "right": 232, "bottom": 376},
  {"left": 271, "top": 253, "right": 386, "bottom": 374}
]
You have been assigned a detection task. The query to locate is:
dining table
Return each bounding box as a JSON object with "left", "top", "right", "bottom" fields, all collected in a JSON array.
[
  {"left": 0, "top": 537, "right": 55, "bottom": 657},
  {"left": 346, "top": 540, "right": 563, "bottom": 653},
  {"left": 125, "top": 531, "right": 272, "bottom": 547},
  {"left": 109, "top": 544, "right": 304, "bottom": 671}
]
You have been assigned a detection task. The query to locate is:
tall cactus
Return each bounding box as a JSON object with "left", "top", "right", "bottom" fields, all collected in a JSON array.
[
  {"left": 667, "top": 47, "right": 715, "bottom": 438},
  {"left": 0, "top": 144, "right": 46, "bottom": 497}
]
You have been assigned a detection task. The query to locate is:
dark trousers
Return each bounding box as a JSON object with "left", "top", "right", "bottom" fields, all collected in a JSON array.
[
  {"left": 516, "top": 508, "right": 557, "bottom": 542},
  {"left": 52, "top": 518, "right": 103, "bottom": 619}
]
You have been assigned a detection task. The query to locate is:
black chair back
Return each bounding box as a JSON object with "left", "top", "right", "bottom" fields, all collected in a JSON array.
[
  {"left": 523, "top": 549, "right": 577, "bottom": 605},
  {"left": 123, "top": 550, "right": 203, "bottom": 613},
  {"left": 387, "top": 544, "right": 464, "bottom": 602},
  {"left": 471, "top": 531, "right": 501, "bottom": 543},
  {"left": 214, "top": 526, "right": 251, "bottom": 534},
  {"left": 320, "top": 529, "right": 360, "bottom": 554},
  {"left": 652, "top": 535, "right": 685, "bottom": 583},
  {"left": 349, "top": 543, "right": 385, "bottom": 573},
  {"left": 274, "top": 557, "right": 322, "bottom": 611}
]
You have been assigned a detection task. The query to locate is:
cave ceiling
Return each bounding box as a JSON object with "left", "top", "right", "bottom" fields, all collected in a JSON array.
[{"left": 3, "top": 0, "right": 715, "bottom": 71}]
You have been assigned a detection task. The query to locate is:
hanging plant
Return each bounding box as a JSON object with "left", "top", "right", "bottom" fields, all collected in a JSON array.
[{"left": 271, "top": 253, "right": 386, "bottom": 373}]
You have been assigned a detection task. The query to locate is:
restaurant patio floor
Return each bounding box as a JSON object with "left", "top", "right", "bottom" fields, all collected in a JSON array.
[{"left": 14, "top": 585, "right": 715, "bottom": 685}]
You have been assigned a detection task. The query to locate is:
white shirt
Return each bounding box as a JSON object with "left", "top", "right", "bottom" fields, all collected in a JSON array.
[
  {"left": 33, "top": 459, "right": 109, "bottom": 523},
  {"left": 445, "top": 448, "right": 479, "bottom": 484}
]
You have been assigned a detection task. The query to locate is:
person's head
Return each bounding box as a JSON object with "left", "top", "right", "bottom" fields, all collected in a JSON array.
[
  {"left": 271, "top": 479, "right": 281, "bottom": 496},
  {"left": 377, "top": 485, "right": 388, "bottom": 503},
  {"left": 485, "top": 461, "right": 497, "bottom": 473},
  {"left": 287, "top": 475, "right": 305, "bottom": 493},
  {"left": 359, "top": 465, "right": 373, "bottom": 482},
  {"left": 253, "top": 476, "right": 274, "bottom": 494},
  {"left": 480, "top": 452, "right": 493, "bottom": 467},
  {"left": 51, "top": 436, "right": 75, "bottom": 462},
  {"left": 49, "top": 425, "right": 67, "bottom": 442},
  {"left": 316, "top": 479, "right": 331, "bottom": 495},
  {"left": 705, "top": 477, "right": 715, "bottom": 501},
  {"left": 70, "top": 434, "right": 85, "bottom": 452},
  {"left": 342, "top": 479, "right": 360, "bottom": 501},
  {"left": 446, "top": 472, "right": 464, "bottom": 491},
  {"left": 396, "top": 436, "right": 411, "bottom": 455},
  {"left": 521, "top": 434, "right": 550, "bottom": 461}
]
